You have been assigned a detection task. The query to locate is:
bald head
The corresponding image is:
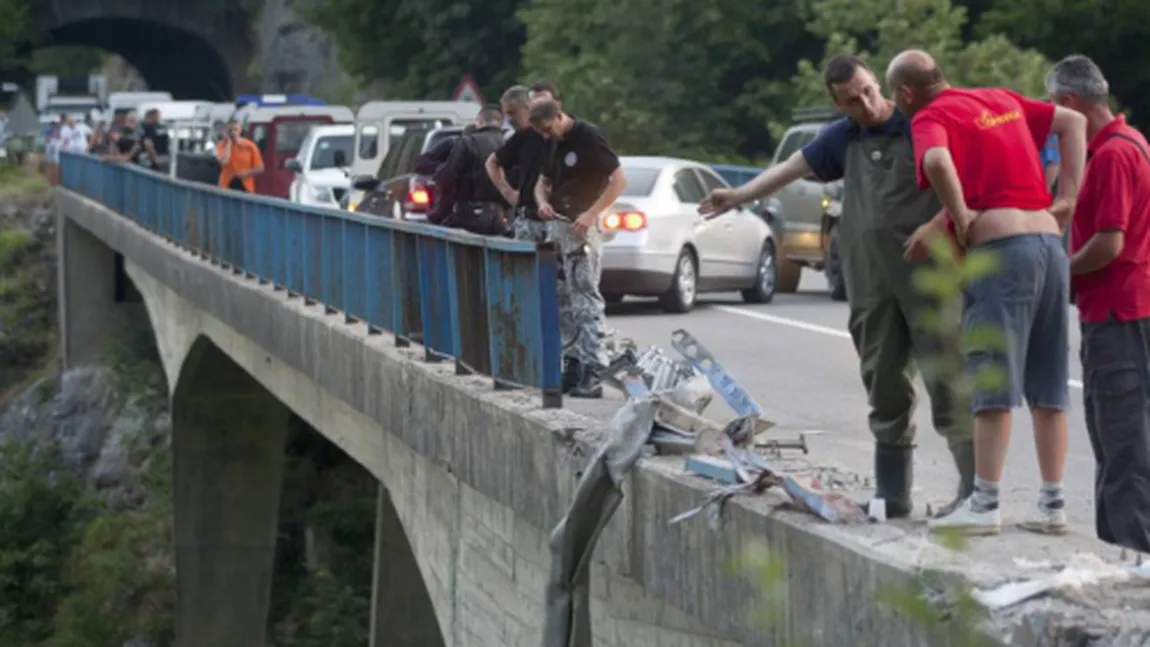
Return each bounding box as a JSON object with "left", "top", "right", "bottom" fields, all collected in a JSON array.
[
  {"left": 886, "top": 50, "right": 946, "bottom": 92},
  {"left": 886, "top": 49, "right": 948, "bottom": 117}
]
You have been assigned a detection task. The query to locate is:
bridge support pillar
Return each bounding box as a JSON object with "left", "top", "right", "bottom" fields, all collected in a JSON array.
[
  {"left": 369, "top": 483, "right": 447, "bottom": 647},
  {"left": 57, "top": 216, "right": 137, "bottom": 367},
  {"left": 171, "top": 343, "right": 290, "bottom": 647}
]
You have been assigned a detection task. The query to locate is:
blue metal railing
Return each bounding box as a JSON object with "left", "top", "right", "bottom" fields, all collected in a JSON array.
[{"left": 59, "top": 153, "right": 563, "bottom": 407}]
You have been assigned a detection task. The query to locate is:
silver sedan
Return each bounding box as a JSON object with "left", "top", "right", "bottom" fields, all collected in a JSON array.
[{"left": 599, "top": 156, "right": 780, "bottom": 313}]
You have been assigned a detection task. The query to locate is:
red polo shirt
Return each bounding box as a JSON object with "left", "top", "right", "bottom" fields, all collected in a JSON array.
[
  {"left": 911, "top": 88, "right": 1054, "bottom": 236},
  {"left": 1071, "top": 115, "right": 1150, "bottom": 323}
]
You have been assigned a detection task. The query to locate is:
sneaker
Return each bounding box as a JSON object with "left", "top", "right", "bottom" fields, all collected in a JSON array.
[
  {"left": 1017, "top": 504, "right": 1069, "bottom": 535},
  {"left": 927, "top": 497, "right": 1001, "bottom": 536}
]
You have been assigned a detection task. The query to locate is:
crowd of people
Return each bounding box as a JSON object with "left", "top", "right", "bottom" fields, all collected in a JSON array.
[
  {"left": 43, "top": 108, "right": 171, "bottom": 184},
  {"left": 704, "top": 51, "right": 1149, "bottom": 553},
  {"left": 395, "top": 81, "right": 626, "bottom": 399}
]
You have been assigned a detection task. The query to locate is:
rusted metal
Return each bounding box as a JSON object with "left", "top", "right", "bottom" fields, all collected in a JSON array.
[{"left": 454, "top": 245, "right": 491, "bottom": 376}]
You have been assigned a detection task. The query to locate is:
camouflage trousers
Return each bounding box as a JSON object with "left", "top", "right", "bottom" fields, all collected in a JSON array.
[{"left": 551, "top": 221, "right": 607, "bottom": 369}]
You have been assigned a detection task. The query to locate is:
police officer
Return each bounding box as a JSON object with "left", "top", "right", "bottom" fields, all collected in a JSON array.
[
  {"left": 531, "top": 97, "right": 628, "bottom": 398},
  {"left": 431, "top": 105, "right": 508, "bottom": 235},
  {"left": 487, "top": 84, "right": 557, "bottom": 244},
  {"left": 700, "top": 55, "right": 974, "bottom": 519}
]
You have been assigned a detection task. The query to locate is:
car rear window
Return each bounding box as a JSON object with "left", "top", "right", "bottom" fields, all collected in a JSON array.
[
  {"left": 620, "top": 167, "right": 659, "bottom": 196},
  {"left": 424, "top": 129, "right": 461, "bottom": 152}
]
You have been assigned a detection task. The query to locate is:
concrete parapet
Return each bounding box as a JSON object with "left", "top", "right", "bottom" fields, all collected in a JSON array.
[{"left": 56, "top": 187, "right": 1150, "bottom": 646}]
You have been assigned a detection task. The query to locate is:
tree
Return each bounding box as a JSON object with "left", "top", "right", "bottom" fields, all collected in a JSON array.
[
  {"left": 298, "top": 0, "right": 525, "bottom": 101},
  {"left": 777, "top": 0, "right": 1049, "bottom": 139},
  {"left": 518, "top": 0, "right": 816, "bottom": 161},
  {"left": 977, "top": 0, "right": 1150, "bottom": 126},
  {"left": 0, "top": 440, "right": 91, "bottom": 646},
  {"left": 0, "top": 0, "right": 29, "bottom": 73}
]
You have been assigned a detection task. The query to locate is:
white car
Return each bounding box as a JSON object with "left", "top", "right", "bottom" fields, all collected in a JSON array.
[
  {"left": 287, "top": 124, "right": 355, "bottom": 208},
  {"left": 600, "top": 156, "right": 780, "bottom": 313}
]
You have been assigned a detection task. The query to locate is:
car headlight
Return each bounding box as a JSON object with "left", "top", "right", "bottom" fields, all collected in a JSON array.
[
  {"left": 310, "top": 186, "right": 334, "bottom": 203},
  {"left": 821, "top": 196, "right": 831, "bottom": 210},
  {"left": 348, "top": 202, "right": 359, "bottom": 212}
]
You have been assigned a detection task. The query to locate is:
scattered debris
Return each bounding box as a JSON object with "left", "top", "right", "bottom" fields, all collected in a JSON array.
[
  {"left": 605, "top": 329, "right": 860, "bottom": 526},
  {"left": 972, "top": 554, "right": 1133, "bottom": 611}
]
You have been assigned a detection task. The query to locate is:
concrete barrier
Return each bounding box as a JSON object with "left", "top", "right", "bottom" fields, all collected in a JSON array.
[{"left": 55, "top": 187, "right": 1150, "bottom": 646}]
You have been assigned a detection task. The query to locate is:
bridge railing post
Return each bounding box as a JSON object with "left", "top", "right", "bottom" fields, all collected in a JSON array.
[{"left": 58, "top": 155, "right": 565, "bottom": 408}]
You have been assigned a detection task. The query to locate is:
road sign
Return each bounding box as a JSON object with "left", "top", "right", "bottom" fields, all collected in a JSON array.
[{"left": 452, "top": 74, "right": 485, "bottom": 104}]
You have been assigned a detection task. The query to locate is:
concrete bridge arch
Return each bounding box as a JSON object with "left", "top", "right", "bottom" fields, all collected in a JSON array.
[{"left": 130, "top": 263, "right": 446, "bottom": 646}]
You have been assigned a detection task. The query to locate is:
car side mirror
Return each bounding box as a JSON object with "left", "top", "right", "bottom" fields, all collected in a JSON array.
[
  {"left": 284, "top": 158, "right": 302, "bottom": 172},
  {"left": 351, "top": 174, "right": 380, "bottom": 191}
]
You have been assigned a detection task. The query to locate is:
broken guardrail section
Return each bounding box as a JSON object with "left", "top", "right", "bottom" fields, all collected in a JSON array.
[{"left": 602, "top": 329, "right": 866, "bottom": 526}]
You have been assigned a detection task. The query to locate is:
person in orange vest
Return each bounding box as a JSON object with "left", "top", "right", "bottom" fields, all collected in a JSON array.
[{"left": 215, "top": 119, "right": 264, "bottom": 193}]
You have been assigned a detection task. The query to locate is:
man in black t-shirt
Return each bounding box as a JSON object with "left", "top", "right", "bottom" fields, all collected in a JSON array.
[
  {"left": 486, "top": 84, "right": 557, "bottom": 244},
  {"left": 139, "top": 108, "right": 171, "bottom": 172},
  {"left": 530, "top": 97, "right": 628, "bottom": 398}
]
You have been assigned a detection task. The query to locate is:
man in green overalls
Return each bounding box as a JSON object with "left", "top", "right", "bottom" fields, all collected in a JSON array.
[{"left": 700, "top": 55, "right": 974, "bottom": 517}]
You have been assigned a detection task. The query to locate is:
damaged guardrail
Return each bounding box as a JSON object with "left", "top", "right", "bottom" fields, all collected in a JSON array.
[{"left": 543, "top": 328, "right": 867, "bottom": 646}]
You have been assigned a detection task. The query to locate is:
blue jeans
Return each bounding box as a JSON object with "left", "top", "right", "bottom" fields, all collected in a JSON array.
[
  {"left": 963, "top": 234, "right": 1070, "bottom": 412},
  {"left": 1081, "top": 316, "right": 1150, "bottom": 552}
]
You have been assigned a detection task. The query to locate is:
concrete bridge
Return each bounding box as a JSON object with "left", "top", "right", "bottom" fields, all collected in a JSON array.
[{"left": 54, "top": 153, "right": 1150, "bottom": 646}]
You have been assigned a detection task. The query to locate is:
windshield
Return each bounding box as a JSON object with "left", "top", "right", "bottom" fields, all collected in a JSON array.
[
  {"left": 388, "top": 118, "right": 454, "bottom": 152},
  {"left": 275, "top": 119, "right": 329, "bottom": 154},
  {"left": 620, "top": 167, "right": 660, "bottom": 196},
  {"left": 312, "top": 134, "right": 354, "bottom": 170}
]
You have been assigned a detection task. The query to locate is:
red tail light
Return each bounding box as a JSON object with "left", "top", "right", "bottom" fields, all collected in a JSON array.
[
  {"left": 602, "top": 210, "right": 647, "bottom": 232},
  {"left": 405, "top": 186, "right": 432, "bottom": 212}
]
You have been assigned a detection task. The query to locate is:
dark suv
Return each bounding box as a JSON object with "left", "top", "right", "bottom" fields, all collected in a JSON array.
[{"left": 344, "top": 125, "right": 464, "bottom": 220}]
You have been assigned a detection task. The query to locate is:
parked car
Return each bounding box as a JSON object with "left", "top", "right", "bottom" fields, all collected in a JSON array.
[
  {"left": 765, "top": 106, "right": 845, "bottom": 299},
  {"left": 601, "top": 156, "right": 780, "bottom": 313},
  {"left": 286, "top": 124, "right": 355, "bottom": 208},
  {"left": 343, "top": 125, "right": 465, "bottom": 220}
]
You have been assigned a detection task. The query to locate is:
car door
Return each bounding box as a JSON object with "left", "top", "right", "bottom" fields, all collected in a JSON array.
[
  {"left": 773, "top": 129, "right": 825, "bottom": 258},
  {"left": 671, "top": 168, "right": 727, "bottom": 281},
  {"left": 694, "top": 167, "right": 760, "bottom": 280}
]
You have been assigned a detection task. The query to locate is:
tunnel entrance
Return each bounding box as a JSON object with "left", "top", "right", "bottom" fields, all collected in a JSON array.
[{"left": 37, "top": 18, "right": 233, "bottom": 100}]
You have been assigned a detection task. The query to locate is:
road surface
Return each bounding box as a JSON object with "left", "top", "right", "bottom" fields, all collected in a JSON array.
[{"left": 606, "top": 268, "right": 1097, "bottom": 534}]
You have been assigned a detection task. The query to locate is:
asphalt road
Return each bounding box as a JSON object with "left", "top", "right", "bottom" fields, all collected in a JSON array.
[{"left": 606, "top": 268, "right": 1098, "bottom": 533}]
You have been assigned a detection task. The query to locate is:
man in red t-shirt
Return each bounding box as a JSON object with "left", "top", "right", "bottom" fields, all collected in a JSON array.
[
  {"left": 1048, "top": 54, "right": 1150, "bottom": 553},
  {"left": 886, "top": 49, "right": 1088, "bottom": 536}
]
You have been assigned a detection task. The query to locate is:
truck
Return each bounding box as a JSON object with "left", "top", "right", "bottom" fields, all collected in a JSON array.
[{"left": 766, "top": 106, "right": 847, "bottom": 301}]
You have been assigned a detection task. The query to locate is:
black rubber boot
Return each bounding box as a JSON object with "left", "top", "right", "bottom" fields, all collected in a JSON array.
[
  {"left": 568, "top": 363, "right": 603, "bottom": 399},
  {"left": 562, "top": 357, "right": 580, "bottom": 394},
  {"left": 935, "top": 438, "right": 976, "bottom": 518},
  {"left": 872, "top": 444, "right": 915, "bottom": 518}
]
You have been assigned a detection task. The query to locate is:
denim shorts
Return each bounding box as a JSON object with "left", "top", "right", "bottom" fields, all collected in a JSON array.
[{"left": 963, "top": 234, "right": 1070, "bottom": 412}]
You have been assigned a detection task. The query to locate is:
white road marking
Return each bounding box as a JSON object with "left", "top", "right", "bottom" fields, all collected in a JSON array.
[{"left": 712, "top": 305, "right": 1085, "bottom": 390}]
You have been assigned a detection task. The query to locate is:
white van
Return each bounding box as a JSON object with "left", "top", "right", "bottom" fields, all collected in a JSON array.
[
  {"left": 346, "top": 101, "right": 479, "bottom": 210},
  {"left": 286, "top": 124, "right": 355, "bottom": 207}
]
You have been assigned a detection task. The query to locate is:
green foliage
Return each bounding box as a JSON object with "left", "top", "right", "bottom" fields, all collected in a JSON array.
[
  {"left": 775, "top": 0, "right": 1049, "bottom": 140},
  {"left": 29, "top": 47, "right": 108, "bottom": 79},
  {"left": 0, "top": 0, "right": 29, "bottom": 72},
  {"left": 299, "top": 0, "right": 525, "bottom": 102},
  {"left": 51, "top": 438, "right": 175, "bottom": 647},
  {"left": 976, "top": 0, "right": 1150, "bottom": 125},
  {"left": 0, "top": 440, "right": 92, "bottom": 646},
  {"left": 103, "top": 322, "right": 166, "bottom": 401},
  {"left": 0, "top": 221, "right": 54, "bottom": 390},
  {"left": 272, "top": 569, "right": 371, "bottom": 647},
  {"left": 519, "top": 0, "right": 810, "bottom": 160}
]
